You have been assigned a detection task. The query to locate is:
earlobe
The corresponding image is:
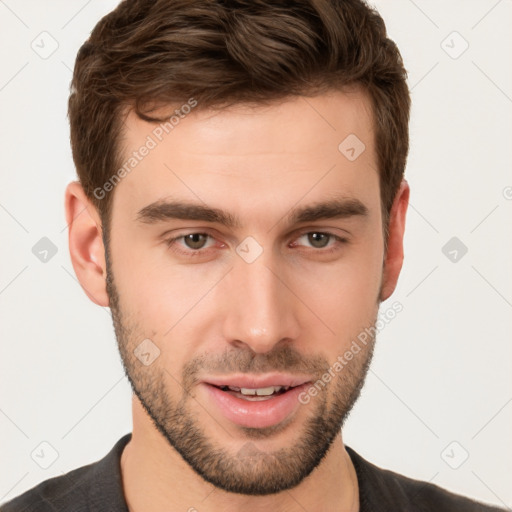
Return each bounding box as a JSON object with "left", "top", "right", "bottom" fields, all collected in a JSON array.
[
  {"left": 379, "top": 179, "right": 410, "bottom": 302},
  {"left": 64, "top": 181, "right": 109, "bottom": 307}
]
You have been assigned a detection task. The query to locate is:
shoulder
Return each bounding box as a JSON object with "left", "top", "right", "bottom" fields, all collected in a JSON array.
[
  {"left": 345, "top": 446, "right": 505, "bottom": 512},
  {"left": 0, "top": 434, "right": 131, "bottom": 512},
  {"left": 390, "top": 471, "right": 504, "bottom": 512},
  {"left": 0, "top": 463, "right": 95, "bottom": 512}
]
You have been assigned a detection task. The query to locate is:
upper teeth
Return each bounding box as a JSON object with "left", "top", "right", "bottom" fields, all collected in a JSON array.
[{"left": 226, "top": 385, "right": 289, "bottom": 396}]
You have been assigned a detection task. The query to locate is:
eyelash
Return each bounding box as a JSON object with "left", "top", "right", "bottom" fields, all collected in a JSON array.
[{"left": 163, "top": 231, "right": 348, "bottom": 258}]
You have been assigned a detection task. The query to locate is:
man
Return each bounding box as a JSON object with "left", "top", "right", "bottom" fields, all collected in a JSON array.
[{"left": 1, "top": 0, "right": 505, "bottom": 511}]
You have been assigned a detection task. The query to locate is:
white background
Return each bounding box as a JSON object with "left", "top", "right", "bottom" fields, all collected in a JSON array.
[{"left": 0, "top": 0, "right": 511, "bottom": 508}]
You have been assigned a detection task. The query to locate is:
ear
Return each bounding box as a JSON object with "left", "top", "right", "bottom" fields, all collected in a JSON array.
[
  {"left": 64, "top": 181, "right": 109, "bottom": 307},
  {"left": 379, "top": 179, "right": 410, "bottom": 301}
]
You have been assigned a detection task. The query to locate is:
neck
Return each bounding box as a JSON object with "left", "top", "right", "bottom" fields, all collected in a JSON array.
[{"left": 120, "top": 397, "right": 359, "bottom": 512}]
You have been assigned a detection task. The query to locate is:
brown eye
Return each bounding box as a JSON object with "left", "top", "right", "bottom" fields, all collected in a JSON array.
[
  {"left": 307, "top": 232, "right": 331, "bottom": 248},
  {"left": 183, "top": 233, "right": 209, "bottom": 249},
  {"left": 291, "top": 231, "right": 348, "bottom": 254}
]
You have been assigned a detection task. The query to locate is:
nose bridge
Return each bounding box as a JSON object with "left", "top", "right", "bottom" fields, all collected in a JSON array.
[{"left": 221, "top": 251, "right": 300, "bottom": 353}]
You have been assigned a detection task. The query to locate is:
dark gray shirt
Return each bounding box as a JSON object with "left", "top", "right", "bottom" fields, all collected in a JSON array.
[{"left": 0, "top": 433, "right": 505, "bottom": 511}]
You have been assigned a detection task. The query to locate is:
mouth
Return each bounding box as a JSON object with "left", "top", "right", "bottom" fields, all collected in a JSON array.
[
  {"left": 212, "top": 384, "right": 295, "bottom": 401},
  {"left": 200, "top": 374, "right": 312, "bottom": 429}
]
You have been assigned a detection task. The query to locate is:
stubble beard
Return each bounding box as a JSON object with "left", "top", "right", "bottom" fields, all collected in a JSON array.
[{"left": 105, "top": 245, "right": 377, "bottom": 495}]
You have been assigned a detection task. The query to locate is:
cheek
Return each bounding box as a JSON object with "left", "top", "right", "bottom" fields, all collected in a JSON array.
[
  {"left": 109, "top": 239, "right": 222, "bottom": 368},
  {"left": 110, "top": 232, "right": 197, "bottom": 324},
  {"left": 296, "top": 243, "right": 383, "bottom": 338}
]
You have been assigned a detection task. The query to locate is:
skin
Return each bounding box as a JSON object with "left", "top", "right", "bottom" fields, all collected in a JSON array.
[{"left": 65, "top": 88, "right": 409, "bottom": 512}]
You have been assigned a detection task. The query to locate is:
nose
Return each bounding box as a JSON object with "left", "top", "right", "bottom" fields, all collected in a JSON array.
[{"left": 220, "top": 252, "right": 301, "bottom": 354}]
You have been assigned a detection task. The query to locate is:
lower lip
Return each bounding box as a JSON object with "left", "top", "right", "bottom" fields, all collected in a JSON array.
[{"left": 201, "top": 383, "right": 309, "bottom": 429}]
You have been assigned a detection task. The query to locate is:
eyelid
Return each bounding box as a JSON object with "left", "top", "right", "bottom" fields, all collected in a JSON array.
[
  {"left": 292, "top": 226, "right": 350, "bottom": 241},
  {"left": 164, "top": 231, "right": 219, "bottom": 251},
  {"left": 163, "top": 228, "right": 349, "bottom": 256},
  {"left": 291, "top": 230, "right": 349, "bottom": 250}
]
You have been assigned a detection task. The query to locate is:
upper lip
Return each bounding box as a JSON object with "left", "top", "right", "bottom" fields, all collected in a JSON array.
[{"left": 202, "top": 373, "right": 313, "bottom": 389}]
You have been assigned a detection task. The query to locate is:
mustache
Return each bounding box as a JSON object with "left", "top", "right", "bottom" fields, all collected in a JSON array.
[{"left": 181, "top": 344, "right": 330, "bottom": 391}]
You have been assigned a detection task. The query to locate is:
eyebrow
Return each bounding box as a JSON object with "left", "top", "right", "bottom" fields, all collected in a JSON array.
[{"left": 135, "top": 197, "right": 368, "bottom": 228}]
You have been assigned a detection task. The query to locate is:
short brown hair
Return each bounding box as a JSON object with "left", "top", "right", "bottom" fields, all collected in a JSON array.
[{"left": 68, "top": 0, "right": 410, "bottom": 241}]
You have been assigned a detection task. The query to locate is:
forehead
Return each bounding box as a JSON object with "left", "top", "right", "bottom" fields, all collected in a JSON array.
[{"left": 112, "top": 89, "right": 378, "bottom": 226}]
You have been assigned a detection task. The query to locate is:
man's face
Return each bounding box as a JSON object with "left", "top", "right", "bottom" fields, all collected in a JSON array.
[{"left": 106, "top": 90, "right": 386, "bottom": 495}]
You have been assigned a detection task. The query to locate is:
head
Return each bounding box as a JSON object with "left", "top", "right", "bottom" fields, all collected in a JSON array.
[{"left": 65, "top": 0, "right": 410, "bottom": 496}]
